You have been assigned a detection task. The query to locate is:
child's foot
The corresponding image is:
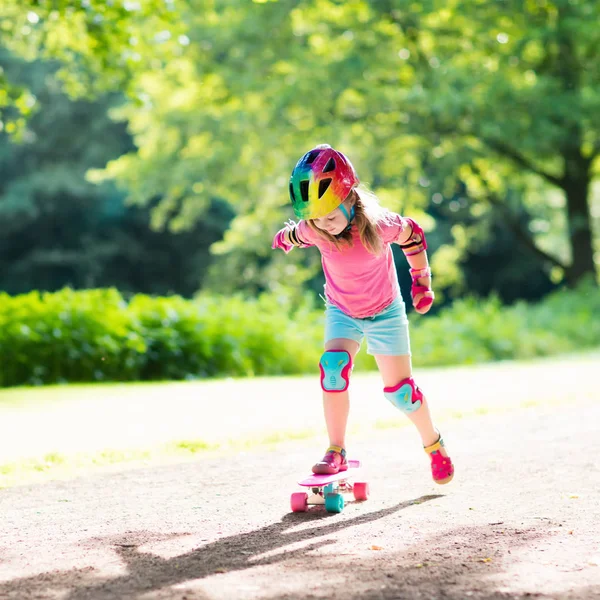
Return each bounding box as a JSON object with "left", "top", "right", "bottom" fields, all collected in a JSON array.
[
  {"left": 424, "top": 434, "right": 454, "bottom": 484},
  {"left": 312, "top": 445, "right": 348, "bottom": 474}
]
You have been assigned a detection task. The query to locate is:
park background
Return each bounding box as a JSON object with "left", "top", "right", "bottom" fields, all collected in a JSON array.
[
  {"left": 0, "top": 0, "right": 599, "bottom": 477},
  {"left": 1, "top": 0, "right": 599, "bottom": 388},
  {"left": 1, "top": 7, "right": 600, "bottom": 599}
]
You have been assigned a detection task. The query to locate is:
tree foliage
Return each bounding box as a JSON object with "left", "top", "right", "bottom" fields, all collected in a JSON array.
[
  {"left": 0, "top": 0, "right": 186, "bottom": 133},
  {"left": 2, "top": 0, "right": 599, "bottom": 299},
  {"left": 0, "top": 49, "right": 231, "bottom": 296},
  {"left": 91, "top": 0, "right": 599, "bottom": 290}
]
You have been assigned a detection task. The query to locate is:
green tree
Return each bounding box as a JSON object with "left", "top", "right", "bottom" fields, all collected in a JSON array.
[
  {"left": 0, "top": 0, "right": 185, "bottom": 134},
  {"left": 396, "top": 0, "right": 600, "bottom": 285},
  {"left": 5, "top": 1, "right": 599, "bottom": 292},
  {"left": 0, "top": 49, "right": 232, "bottom": 296},
  {"left": 93, "top": 0, "right": 598, "bottom": 291}
]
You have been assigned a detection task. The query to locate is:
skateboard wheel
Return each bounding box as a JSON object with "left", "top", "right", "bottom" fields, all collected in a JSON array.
[
  {"left": 353, "top": 482, "right": 369, "bottom": 501},
  {"left": 290, "top": 492, "right": 308, "bottom": 512},
  {"left": 324, "top": 493, "right": 344, "bottom": 513}
]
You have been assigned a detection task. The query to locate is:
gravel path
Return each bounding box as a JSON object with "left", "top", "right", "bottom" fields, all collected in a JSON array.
[{"left": 1, "top": 374, "right": 599, "bottom": 599}]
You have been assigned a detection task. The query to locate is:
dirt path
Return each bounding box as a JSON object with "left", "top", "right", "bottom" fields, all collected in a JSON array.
[{"left": 1, "top": 395, "right": 599, "bottom": 599}]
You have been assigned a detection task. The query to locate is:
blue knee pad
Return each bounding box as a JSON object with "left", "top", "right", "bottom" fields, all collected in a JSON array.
[
  {"left": 383, "top": 377, "right": 423, "bottom": 414},
  {"left": 319, "top": 349, "right": 352, "bottom": 392}
]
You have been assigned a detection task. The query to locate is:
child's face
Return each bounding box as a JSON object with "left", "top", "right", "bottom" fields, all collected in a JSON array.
[{"left": 313, "top": 205, "right": 350, "bottom": 236}]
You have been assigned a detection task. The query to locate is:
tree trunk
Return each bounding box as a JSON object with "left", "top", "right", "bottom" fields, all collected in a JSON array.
[
  {"left": 563, "top": 175, "right": 596, "bottom": 286},
  {"left": 556, "top": 6, "right": 597, "bottom": 287}
]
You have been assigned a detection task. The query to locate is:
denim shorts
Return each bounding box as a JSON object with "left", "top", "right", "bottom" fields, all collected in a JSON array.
[{"left": 324, "top": 296, "right": 411, "bottom": 356}]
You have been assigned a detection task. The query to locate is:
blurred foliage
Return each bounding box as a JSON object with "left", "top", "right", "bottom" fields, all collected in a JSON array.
[
  {"left": 90, "top": 0, "right": 599, "bottom": 290},
  {"left": 407, "top": 277, "right": 600, "bottom": 367},
  {"left": 0, "top": 288, "right": 322, "bottom": 387},
  {"left": 0, "top": 0, "right": 598, "bottom": 306},
  {"left": 0, "top": 282, "right": 597, "bottom": 388},
  {"left": 0, "top": 49, "right": 232, "bottom": 296},
  {"left": 0, "top": 0, "right": 186, "bottom": 127}
]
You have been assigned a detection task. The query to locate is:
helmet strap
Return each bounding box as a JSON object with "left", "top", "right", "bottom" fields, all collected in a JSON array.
[{"left": 338, "top": 204, "right": 355, "bottom": 226}]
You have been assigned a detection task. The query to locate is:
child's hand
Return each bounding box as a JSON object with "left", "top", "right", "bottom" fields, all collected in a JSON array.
[
  {"left": 410, "top": 267, "right": 434, "bottom": 314},
  {"left": 412, "top": 286, "right": 434, "bottom": 314},
  {"left": 272, "top": 227, "right": 294, "bottom": 253}
]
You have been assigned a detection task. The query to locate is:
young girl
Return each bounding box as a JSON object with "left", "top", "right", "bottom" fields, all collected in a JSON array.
[{"left": 272, "top": 144, "right": 454, "bottom": 485}]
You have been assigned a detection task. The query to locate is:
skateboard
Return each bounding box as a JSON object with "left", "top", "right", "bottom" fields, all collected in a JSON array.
[{"left": 290, "top": 459, "right": 369, "bottom": 513}]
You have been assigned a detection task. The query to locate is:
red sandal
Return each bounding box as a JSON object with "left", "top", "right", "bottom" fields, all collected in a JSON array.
[
  {"left": 312, "top": 445, "right": 348, "bottom": 475},
  {"left": 425, "top": 435, "right": 454, "bottom": 484}
]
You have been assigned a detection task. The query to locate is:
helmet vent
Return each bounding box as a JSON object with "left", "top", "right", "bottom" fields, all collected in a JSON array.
[
  {"left": 305, "top": 150, "right": 320, "bottom": 164},
  {"left": 323, "top": 157, "right": 336, "bottom": 173},
  {"left": 318, "top": 178, "right": 332, "bottom": 198},
  {"left": 289, "top": 182, "right": 296, "bottom": 202},
  {"left": 300, "top": 180, "right": 310, "bottom": 202}
]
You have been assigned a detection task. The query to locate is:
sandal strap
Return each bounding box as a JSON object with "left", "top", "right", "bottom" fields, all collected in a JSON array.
[
  {"left": 326, "top": 445, "right": 346, "bottom": 457},
  {"left": 424, "top": 436, "right": 445, "bottom": 454}
]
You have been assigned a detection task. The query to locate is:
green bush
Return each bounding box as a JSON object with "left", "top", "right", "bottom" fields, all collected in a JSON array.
[
  {"left": 410, "top": 278, "right": 599, "bottom": 367},
  {"left": 0, "top": 281, "right": 597, "bottom": 387},
  {"left": 0, "top": 287, "right": 324, "bottom": 387},
  {"left": 0, "top": 289, "right": 145, "bottom": 387}
]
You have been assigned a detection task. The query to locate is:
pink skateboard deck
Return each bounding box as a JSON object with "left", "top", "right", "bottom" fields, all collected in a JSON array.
[{"left": 291, "top": 459, "right": 369, "bottom": 513}]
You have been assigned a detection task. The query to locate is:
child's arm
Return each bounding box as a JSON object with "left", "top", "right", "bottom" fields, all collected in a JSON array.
[
  {"left": 272, "top": 220, "right": 312, "bottom": 254},
  {"left": 395, "top": 218, "right": 434, "bottom": 314}
]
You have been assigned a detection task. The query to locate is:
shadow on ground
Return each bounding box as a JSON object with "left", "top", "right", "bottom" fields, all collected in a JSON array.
[{"left": 2, "top": 493, "right": 594, "bottom": 600}]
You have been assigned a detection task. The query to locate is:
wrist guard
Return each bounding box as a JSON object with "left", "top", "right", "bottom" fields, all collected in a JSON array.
[
  {"left": 285, "top": 221, "right": 310, "bottom": 248},
  {"left": 410, "top": 267, "right": 434, "bottom": 311},
  {"left": 399, "top": 218, "right": 427, "bottom": 256},
  {"left": 271, "top": 220, "right": 310, "bottom": 253}
]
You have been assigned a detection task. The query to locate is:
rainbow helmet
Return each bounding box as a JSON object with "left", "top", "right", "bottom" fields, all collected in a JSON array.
[{"left": 289, "top": 144, "right": 359, "bottom": 220}]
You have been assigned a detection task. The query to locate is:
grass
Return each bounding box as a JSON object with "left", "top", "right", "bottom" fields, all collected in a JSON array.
[
  {"left": 372, "top": 396, "right": 559, "bottom": 431},
  {"left": 0, "top": 428, "right": 321, "bottom": 489},
  {"left": 1, "top": 352, "right": 598, "bottom": 489},
  {"left": 2, "top": 348, "right": 597, "bottom": 408},
  {"left": 0, "top": 377, "right": 233, "bottom": 407},
  {"left": 0, "top": 392, "right": 564, "bottom": 489},
  {"left": 0, "top": 391, "right": 576, "bottom": 490}
]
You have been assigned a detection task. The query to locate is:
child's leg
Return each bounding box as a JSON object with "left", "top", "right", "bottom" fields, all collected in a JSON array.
[
  {"left": 312, "top": 338, "right": 361, "bottom": 474},
  {"left": 366, "top": 302, "right": 453, "bottom": 483},
  {"left": 321, "top": 338, "right": 361, "bottom": 448},
  {"left": 374, "top": 354, "right": 443, "bottom": 449},
  {"left": 375, "top": 354, "right": 454, "bottom": 483}
]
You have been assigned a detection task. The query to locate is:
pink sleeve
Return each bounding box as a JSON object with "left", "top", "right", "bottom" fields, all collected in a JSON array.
[
  {"left": 379, "top": 212, "right": 406, "bottom": 244},
  {"left": 295, "top": 220, "right": 317, "bottom": 247}
]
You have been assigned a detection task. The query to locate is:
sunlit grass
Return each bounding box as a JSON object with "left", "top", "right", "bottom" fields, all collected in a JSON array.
[
  {"left": 0, "top": 427, "right": 323, "bottom": 489},
  {"left": 0, "top": 374, "right": 313, "bottom": 408},
  {"left": 170, "top": 440, "right": 218, "bottom": 453},
  {"left": 0, "top": 396, "right": 557, "bottom": 489},
  {"left": 373, "top": 395, "right": 567, "bottom": 432},
  {"left": 1, "top": 353, "right": 597, "bottom": 489}
]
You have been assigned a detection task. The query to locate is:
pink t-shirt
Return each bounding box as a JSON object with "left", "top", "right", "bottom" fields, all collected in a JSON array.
[{"left": 296, "top": 214, "right": 405, "bottom": 318}]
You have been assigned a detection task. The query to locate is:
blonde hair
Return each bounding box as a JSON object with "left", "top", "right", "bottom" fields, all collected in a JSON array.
[{"left": 306, "top": 185, "right": 395, "bottom": 255}]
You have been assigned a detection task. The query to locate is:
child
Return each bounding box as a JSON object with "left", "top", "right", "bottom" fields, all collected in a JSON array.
[{"left": 272, "top": 144, "right": 454, "bottom": 484}]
